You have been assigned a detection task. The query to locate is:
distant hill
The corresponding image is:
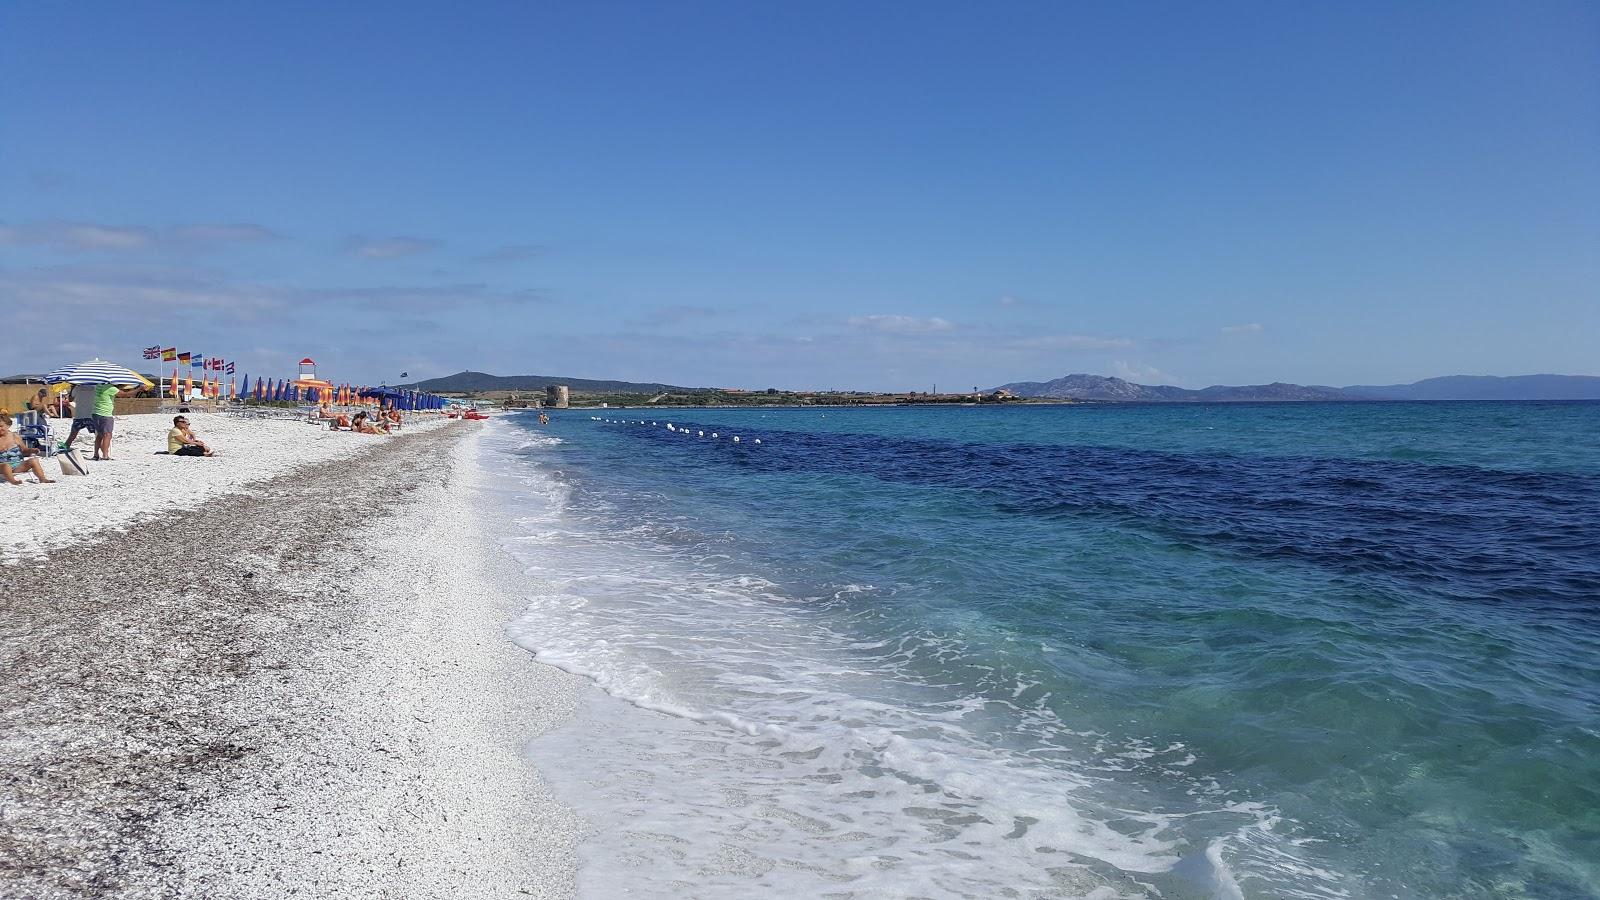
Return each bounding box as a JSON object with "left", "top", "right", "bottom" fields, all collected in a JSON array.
[
  {"left": 1342, "top": 374, "right": 1600, "bottom": 401},
  {"left": 995, "top": 373, "right": 1600, "bottom": 402},
  {"left": 994, "top": 374, "right": 1355, "bottom": 402},
  {"left": 399, "top": 370, "right": 701, "bottom": 394}
]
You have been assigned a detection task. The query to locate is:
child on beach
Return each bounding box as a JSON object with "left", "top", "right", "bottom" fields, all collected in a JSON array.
[
  {"left": 0, "top": 414, "right": 56, "bottom": 484},
  {"left": 167, "top": 416, "right": 219, "bottom": 457}
]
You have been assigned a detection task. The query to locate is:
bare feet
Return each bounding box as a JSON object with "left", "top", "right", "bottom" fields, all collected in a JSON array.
[{"left": 3, "top": 476, "right": 20, "bottom": 485}]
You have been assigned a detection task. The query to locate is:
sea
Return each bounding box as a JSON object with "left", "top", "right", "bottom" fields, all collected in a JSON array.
[{"left": 476, "top": 402, "right": 1600, "bottom": 899}]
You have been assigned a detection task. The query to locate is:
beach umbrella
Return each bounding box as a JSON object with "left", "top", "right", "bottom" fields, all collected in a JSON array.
[
  {"left": 241, "top": 374, "right": 250, "bottom": 397},
  {"left": 43, "top": 358, "right": 153, "bottom": 387}
]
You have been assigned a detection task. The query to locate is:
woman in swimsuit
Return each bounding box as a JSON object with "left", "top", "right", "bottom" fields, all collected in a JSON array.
[{"left": 0, "top": 414, "right": 56, "bottom": 484}]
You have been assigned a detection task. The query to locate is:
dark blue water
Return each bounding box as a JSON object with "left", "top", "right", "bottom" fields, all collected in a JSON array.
[{"left": 483, "top": 403, "right": 1600, "bottom": 899}]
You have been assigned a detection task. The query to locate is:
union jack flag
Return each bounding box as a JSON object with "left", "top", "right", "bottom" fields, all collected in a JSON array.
[{"left": 143, "top": 345, "right": 162, "bottom": 359}]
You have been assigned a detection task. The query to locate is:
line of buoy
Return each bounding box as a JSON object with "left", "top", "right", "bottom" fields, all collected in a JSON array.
[{"left": 589, "top": 416, "right": 765, "bottom": 444}]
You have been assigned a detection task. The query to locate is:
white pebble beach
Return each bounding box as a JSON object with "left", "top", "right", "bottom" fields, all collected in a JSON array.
[
  {"left": 0, "top": 411, "right": 448, "bottom": 564},
  {"left": 0, "top": 414, "right": 586, "bottom": 898}
]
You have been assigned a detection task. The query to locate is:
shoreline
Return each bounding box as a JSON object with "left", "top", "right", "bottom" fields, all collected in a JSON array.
[{"left": 0, "top": 421, "right": 585, "bottom": 898}]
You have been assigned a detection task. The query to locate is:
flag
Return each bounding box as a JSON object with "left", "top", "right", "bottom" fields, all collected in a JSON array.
[
  {"left": 162, "top": 347, "right": 177, "bottom": 361},
  {"left": 143, "top": 345, "right": 162, "bottom": 360},
  {"left": 178, "top": 352, "right": 192, "bottom": 364},
  {"left": 192, "top": 355, "right": 204, "bottom": 368},
  {"left": 226, "top": 361, "right": 235, "bottom": 375}
]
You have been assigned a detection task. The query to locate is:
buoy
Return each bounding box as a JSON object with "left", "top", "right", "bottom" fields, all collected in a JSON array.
[
  {"left": 711, "top": 432, "right": 718, "bottom": 438},
  {"left": 754, "top": 439, "right": 761, "bottom": 444},
  {"left": 733, "top": 436, "right": 741, "bottom": 443},
  {"left": 698, "top": 430, "right": 704, "bottom": 437}
]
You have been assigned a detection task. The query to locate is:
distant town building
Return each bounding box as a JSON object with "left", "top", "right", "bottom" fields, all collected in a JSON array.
[{"left": 546, "top": 384, "right": 570, "bottom": 408}]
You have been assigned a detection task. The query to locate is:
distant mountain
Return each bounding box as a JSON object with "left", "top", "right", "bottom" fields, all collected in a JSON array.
[
  {"left": 995, "top": 373, "right": 1600, "bottom": 402},
  {"left": 1342, "top": 374, "right": 1600, "bottom": 401},
  {"left": 994, "top": 374, "right": 1355, "bottom": 402},
  {"left": 399, "top": 370, "right": 701, "bottom": 394}
]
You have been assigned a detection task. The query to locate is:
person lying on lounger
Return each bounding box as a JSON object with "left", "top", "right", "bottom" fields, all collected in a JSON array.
[
  {"left": 0, "top": 414, "right": 56, "bottom": 484},
  {"left": 167, "top": 416, "right": 219, "bottom": 457},
  {"left": 316, "top": 403, "right": 352, "bottom": 430}
]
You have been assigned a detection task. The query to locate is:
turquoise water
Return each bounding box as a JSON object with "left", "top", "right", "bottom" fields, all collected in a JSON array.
[{"left": 482, "top": 402, "right": 1600, "bottom": 898}]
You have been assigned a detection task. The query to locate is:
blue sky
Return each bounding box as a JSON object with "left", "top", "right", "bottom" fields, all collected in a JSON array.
[{"left": 3, "top": 2, "right": 1596, "bottom": 390}]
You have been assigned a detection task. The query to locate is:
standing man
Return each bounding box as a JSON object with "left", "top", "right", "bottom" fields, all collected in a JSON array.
[{"left": 90, "top": 382, "right": 139, "bottom": 460}]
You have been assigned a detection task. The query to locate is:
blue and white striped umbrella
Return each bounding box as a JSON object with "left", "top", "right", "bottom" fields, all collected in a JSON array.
[{"left": 43, "top": 358, "right": 150, "bottom": 386}]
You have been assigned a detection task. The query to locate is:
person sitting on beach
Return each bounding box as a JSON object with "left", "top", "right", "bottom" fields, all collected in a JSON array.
[
  {"left": 167, "top": 416, "right": 218, "bottom": 457},
  {"left": 25, "top": 388, "right": 67, "bottom": 418},
  {"left": 0, "top": 414, "right": 56, "bottom": 484},
  {"left": 351, "top": 411, "right": 388, "bottom": 435},
  {"left": 386, "top": 407, "right": 402, "bottom": 428}
]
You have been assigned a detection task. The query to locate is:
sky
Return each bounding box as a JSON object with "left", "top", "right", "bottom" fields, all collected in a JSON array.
[{"left": 3, "top": 1, "right": 1596, "bottom": 390}]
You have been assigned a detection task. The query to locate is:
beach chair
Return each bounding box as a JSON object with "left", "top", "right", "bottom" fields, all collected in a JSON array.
[{"left": 15, "top": 411, "right": 56, "bottom": 458}]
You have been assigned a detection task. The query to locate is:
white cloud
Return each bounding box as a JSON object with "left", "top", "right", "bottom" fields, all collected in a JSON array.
[
  {"left": 0, "top": 220, "right": 281, "bottom": 252},
  {"left": 1222, "top": 322, "right": 1264, "bottom": 334},
  {"left": 345, "top": 235, "right": 441, "bottom": 259},
  {"left": 997, "top": 295, "right": 1022, "bottom": 307},
  {"left": 171, "top": 223, "right": 280, "bottom": 244},
  {"left": 62, "top": 224, "right": 153, "bottom": 249},
  {"left": 0, "top": 221, "right": 155, "bottom": 251},
  {"left": 1112, "top": 360, "right": 1178, "bottom": 384},
  {"left": 474, "top": 243, "right": 541, "bottom": 263},
  {"left": 1010, "top": 333, "right": 1133, "bottom": 351},
  {"left": 847, "top": 314, "right": 955, "bottom": 335}
]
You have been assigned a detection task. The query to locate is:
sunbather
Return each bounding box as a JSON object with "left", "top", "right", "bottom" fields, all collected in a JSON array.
[
  {"left": 351, "top": 412, "right": 388, "bottom": 435},
  {"left": 167, "top": 416, "right": 218, "bottom": 457},
  {"left": 0, "top": 414, "right": 56, "bottom": 484}
]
